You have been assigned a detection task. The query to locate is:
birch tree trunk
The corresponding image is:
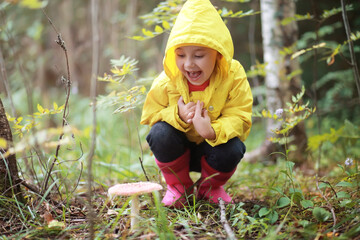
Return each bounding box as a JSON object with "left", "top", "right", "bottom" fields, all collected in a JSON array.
[
  {"left": 261, "top": 0, "right": 283, "bottom": 136},
  {"left": 278, "top": 0, "right": 308, "bottom": 164},
  {"left": 246, "top": 0, "right": 307, "bottom": 164}
]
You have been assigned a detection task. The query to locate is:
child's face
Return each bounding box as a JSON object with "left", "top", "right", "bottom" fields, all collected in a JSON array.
[{"left": 175, "top": 46, "right": 219, "bottom": 86}]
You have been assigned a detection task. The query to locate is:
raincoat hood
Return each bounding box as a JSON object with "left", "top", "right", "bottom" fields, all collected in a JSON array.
[{"left": 164, "top": 0, "right": 234, "bottom": 80}]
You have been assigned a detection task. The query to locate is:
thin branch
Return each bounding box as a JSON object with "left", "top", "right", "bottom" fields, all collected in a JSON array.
[
  {"left": 137, "top": 126, "right": 149, "bottom": 181},
  {"left": 341, "top": 0, "right": 360, "bottom": 103},
  {"left": 87, "top": 0, "right": 100, "bottom": 238},
  {"left": 18, "top": 178, "right": 43, "bottom": 197},
  {"left": 218, "top": 197, "right": 236, "bottom": 240},
  {"left": 41, "top": 9, "right": 72, "bottom": 195},
  {"left": 319, "top": 180, "right": 338, "bottom": 199},
  {"left": 70, "top": 161, "right": 83, "bottom": 198}
]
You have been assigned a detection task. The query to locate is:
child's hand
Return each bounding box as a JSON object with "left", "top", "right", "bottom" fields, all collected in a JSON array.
[
  {"left": 178, "top": 96, "right": 196, "bottom": 123},
  {"left": 192, "top": 101, "right": 216, "bottom": 140}
]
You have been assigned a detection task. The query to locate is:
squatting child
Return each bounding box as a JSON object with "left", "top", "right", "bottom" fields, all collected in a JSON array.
[{"left": 140, "top": 0, "right": 253, "bottom": 208}]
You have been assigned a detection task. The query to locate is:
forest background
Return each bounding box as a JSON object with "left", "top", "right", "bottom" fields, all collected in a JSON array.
[{"left": 0, "top": 0, "right": 359, "bottom": 239}]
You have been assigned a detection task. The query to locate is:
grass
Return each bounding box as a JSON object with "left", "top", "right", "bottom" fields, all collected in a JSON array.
[
  {"left": 1, "top": 94, "right": 360, "bottom": 239},
  {"left": 2, "top": 153, "right": 359, "bottom": 239}
]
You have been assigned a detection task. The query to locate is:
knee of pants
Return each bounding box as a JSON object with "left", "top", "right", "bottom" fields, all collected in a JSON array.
[
  {"left": 146, "top": 122, "right": 188, "bottom": 161},
  {"left": 205, "top": 138, "right": 246, "bottom": 172}
]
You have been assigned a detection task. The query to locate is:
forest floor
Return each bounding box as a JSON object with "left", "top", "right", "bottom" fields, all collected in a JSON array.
[{"left": 1, "top": 160, "right": 360, "bottom": 239}]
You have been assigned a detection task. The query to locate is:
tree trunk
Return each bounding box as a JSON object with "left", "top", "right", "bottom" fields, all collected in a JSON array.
[
  {"left": 278, "top": 0, "right": 308, "bottom": 164},
  {"left": 246, "top": 0, "right": 307, "bottom": 165},
  {"left": 0, "top": 97, "right": 23, "bottom": 202}
]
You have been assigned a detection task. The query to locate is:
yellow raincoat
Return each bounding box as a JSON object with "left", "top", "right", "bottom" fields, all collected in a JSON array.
[{"left": 140, "top": 0, "right": 253, "bottom": 147}]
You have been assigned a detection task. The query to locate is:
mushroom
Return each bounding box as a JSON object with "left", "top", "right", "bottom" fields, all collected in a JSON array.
[{"left": 108, "top": 182, "right": 163, "bottom": 231}]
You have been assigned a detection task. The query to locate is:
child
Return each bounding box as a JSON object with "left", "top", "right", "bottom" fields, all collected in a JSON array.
[{"left": 140, "top": 0, "right": 253, "bottom": 208}]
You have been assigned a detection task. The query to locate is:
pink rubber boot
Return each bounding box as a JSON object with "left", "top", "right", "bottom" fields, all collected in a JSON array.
[
  {"left": 197, "top": 157, "right": 236, "bottom": 204},
  {"left": 155, "top": 150, "right": 193, "bottom": 208}
]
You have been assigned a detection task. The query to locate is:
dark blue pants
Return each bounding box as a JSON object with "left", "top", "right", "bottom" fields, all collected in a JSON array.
[{"left": 146, "top": 122, "right": 246, "bottom": 173}]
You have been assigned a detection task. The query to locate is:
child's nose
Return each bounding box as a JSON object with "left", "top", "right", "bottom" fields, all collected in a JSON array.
[{"left": 184, "top": 58, "right": 195, "bottom": 68}]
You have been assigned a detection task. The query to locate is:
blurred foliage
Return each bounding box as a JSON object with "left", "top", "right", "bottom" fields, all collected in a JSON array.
[
  {"left": 130, "top": 0, "right": 260, "bottom": 41},
  {"left": 255, "top": 86, "right": 316, "bottom": 141},
  {"left": 97, "top": 55, "right": 146, "bottom": 114}
]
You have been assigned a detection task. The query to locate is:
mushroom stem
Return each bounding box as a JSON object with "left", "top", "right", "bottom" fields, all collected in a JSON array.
[{"left": 130, "top": 195, "right": 140, "bottom": 231}]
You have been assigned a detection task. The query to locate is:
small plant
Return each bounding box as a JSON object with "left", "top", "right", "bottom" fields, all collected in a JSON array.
[
  {"left": 6, "top": 103, "right": 65, "bottom": 138},
  {"left": 253, "top": 86, "right": 317, "bottom": 230},
  {"left": 97, "top": 56, "right": 146, "bottom": 114}
]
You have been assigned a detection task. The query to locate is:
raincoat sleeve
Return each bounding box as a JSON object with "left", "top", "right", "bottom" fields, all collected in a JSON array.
[
  {"left": 140, "top": 72, "right": 190, "bottom": 131},
  {"left": 206, "top": 63, "right": 253, "bottom": 146}
]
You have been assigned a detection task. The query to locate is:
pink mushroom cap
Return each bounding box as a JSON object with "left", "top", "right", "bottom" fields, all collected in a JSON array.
[{"left": 108, "top": 182, "right": 163, "bottom": 197}]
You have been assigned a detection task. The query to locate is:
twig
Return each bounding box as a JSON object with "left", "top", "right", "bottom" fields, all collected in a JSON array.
[
  {"left": 319, "top": 180, "right": 338, "bottom": 199},
  {"left": 41, "top": 9, "right": 72, "bottom": 195},
  {"left": 341, "top": 0, "right": 360, "bottom": 103},
  {"left": 218, "top": 197, "right": 236, "bottom": 240},
  {"left": 17, "top": 178, "right": 43, "bottom": 197},
  {"left": 136, "top": 127, "right": 149, "bottom": 181},
  {"left": 315, "top": 177, "right": 337, "bottom": 236},
  {"left": 70, "top": 161, "right": 83, "bottom": 197}
]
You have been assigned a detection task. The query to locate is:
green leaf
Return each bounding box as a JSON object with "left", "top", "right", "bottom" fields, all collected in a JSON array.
[
  {"left": 154, "top": 25, "right": 163, "bottom": 33},
  {"left": 129, "top": 36, "right": 145, "bottom": 41},
  {"left": 20, "top": 0, "right": 48, "bottom": 9},
  {"left": 268, "top": 210, "right": 279, "bottom": 224},
  {"left": 270, "top": 186, "right": 284, "bottom": 195},
  {"left": 286, "top": 161, "right": 295, "bottom": 173},
  {"left": 276, "top": 197, "right": 291, "bottom": 208},
  {"left": 299, "top": 220, "right": 311, "bottom": 227},
  {"left": 336, "top": 191, "right": 350, "bottom": 199},
  {"left": 259, "top": 207, "right": 270, "bottom": 217},
  {"left": 321, "top": 4, "right": 353, "bottom": 19},
  {"left": 0, "top": 138, "right": 7, "bottom": 148},
  {"left": 37, "top": 104, "right": 44, "bottom": 113},
  {"left": 336, "top": 181, "right": 353, "bottom": 187},
  {"left": 300, "top": 200, "right": 314, "bottom": 209},
  {"left": 142, "top": 28, "right": 154, "bottom": 37},
  {"left": 339, "top": 199, "right": 353, "bottom": 208},
  {"left": 312, "top": 207, "right": 331, "bottom": 222},
  {"left": 281, "top": 13, "right": 312, "bottom": 26},
  {"left": 246, "top": 216, "right": 256, "bottom": 223},
  {"left": 290, "top": 190, "right": 304, "bottom": 206},
  {"left": 318, "top": 182, "right": 329, "bottom": 189},
  {"left": 162, "top": 21, "right": 171, "bottom": 30}
]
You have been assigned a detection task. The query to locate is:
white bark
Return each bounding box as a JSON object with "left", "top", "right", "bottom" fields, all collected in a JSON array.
[
  {"left": 246, "top": 0, "right": 308, "bottom": 164},
  {"left": 260, "top": 0, "right": 283, "bottom": 137}
]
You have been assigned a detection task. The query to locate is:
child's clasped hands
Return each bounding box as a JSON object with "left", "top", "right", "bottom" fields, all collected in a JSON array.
[{"left": 177, "top": 96, "right": 215, "bottom": 140}]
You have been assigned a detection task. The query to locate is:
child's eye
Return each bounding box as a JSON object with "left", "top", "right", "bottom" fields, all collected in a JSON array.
[
  {"left": 176, "top": 54, "right": 185, "bottom": 58},
  {"left": 195, "top": 55, "right": 204, "bottom": 58}
]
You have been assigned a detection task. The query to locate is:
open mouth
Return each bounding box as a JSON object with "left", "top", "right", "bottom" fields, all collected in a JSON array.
[{"left": 186, "top": 71, "right": 202, "bottom": 81}]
